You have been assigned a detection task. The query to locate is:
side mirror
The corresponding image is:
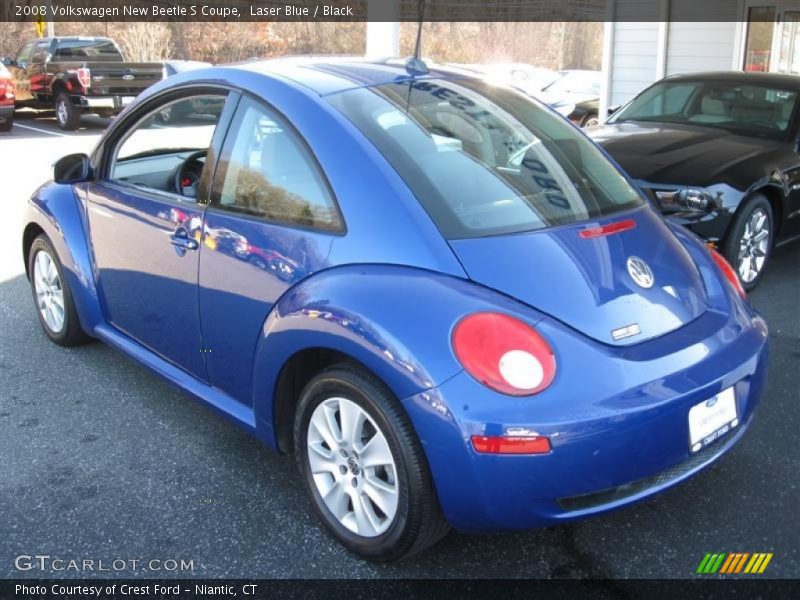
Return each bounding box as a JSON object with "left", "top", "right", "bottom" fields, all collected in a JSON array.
[
  {"left": 1, "top": 56, "right": 15, "bottom": 67},
  {"left": 607, "top": 104, "right": 621, "bottom": 116},
  {"left": 54, "top": 153, "right": 91, "bottom": 184}
]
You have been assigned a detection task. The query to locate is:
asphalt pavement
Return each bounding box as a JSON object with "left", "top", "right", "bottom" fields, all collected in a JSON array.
[{"left": 0, "top": 112, "right": 798, "bottom": 579}]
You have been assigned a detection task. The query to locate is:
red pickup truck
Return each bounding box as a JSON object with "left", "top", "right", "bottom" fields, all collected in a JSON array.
[
  {"left": 2, "top": 37, "right": 162, "bottom": 130},
  {"left": 0, "top": 63, "right": 13, "bottom": 132}
]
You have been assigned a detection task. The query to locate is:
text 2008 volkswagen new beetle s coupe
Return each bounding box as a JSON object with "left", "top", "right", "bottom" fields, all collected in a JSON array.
[{"left": 23, "top": 59, "right": 769, "bottom": 560}]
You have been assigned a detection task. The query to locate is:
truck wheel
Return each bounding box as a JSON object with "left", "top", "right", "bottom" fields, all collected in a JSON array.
[{"left": 55, "top": 92, "right": 80, "bottom": 131}]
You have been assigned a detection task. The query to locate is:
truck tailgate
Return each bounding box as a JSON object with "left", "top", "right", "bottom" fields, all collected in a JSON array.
[{"left": 83, "top": 62, "right": 162, "bottom": 95}]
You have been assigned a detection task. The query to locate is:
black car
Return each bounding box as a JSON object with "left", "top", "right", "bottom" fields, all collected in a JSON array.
[
  {"left": 589, "top": 72, "right": 800, "bottom": 289},
  {"left": 537, "top": 70, "right": 602, "bottom": 127}
]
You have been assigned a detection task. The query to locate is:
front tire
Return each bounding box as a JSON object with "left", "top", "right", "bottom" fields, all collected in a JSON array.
[
  {"left": 294, "top": 365, "right": 449, "bottom": 560},
  {"left": 28, "top": 235, "right": 91, "bottom": 346},
  {"left": 54, "top": 92, "right": 80, "bottom": 131},
  {"left": 582, "top": 112, "right": 600, "bottom": 127},
  {"left": 721, "top": 194, "right": 773, "bottom": 291}
]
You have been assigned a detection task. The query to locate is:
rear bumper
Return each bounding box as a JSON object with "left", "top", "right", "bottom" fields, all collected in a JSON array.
[
  {"left": 74, "top": 94, "right": 135, "bottom": 113},
  {"left": 402, "top": 301, "right": 769, "bottom": 532}
]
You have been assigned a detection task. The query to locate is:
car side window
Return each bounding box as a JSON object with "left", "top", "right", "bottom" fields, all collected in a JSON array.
[
  {"left": 108, "top": 94, "right": 228, "bottom": 200},
  {"left": 16, "top": 42, "right": 35, "bottom": 65},
  {"left": 31, "top": 41, "right": 50, "bottom": 63},
  {"left": 215, "top": 97, "right": 343, "bottom": 232}
]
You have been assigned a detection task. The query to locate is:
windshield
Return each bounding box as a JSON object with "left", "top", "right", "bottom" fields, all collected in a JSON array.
[
  {"left": 328, "top": 78, "right": 641, "bottom": 239},
  {"left": 54, "top": 40, "right": 123, "bottom": 61},
  {"left": 544, "top": 71, "right": 601, "bottom": 96},
  {"left": 612, "top": 79, "right": 799, "bottom": 138}
]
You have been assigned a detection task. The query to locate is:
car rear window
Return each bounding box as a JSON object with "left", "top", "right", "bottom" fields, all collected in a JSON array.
[
  {"left": 327, "top": 78, "right": 641, "bottom": 239},
  {"left": 54, "top": 40, "right": 122, "bottom": 61}
]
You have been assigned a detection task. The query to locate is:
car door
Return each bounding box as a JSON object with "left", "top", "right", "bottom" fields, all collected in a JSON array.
[
  {"left": 198, "top": 95, "right": 344, "bottom": 404},
  {"left": 27, "top": 40, "right": 51, "bottom": 101},
  {"left": 10, "top": 41, "right": 35, "bottom": 103},
  {"left": 85, "top": 89, "right": 236, "bottom": 380}
]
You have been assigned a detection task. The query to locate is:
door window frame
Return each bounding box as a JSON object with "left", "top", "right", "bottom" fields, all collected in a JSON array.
[
  {"left": 208, "top": 92, "right": 347, "bottom": 236},
  {"left": 93, "top": 84, "right": 240, "bottom": 208}
]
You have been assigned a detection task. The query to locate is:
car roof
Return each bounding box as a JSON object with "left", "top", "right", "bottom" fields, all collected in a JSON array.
[
  {"left": 231, "top": 57, "right": 477, "bottom": 96},
  {"left": 663, "top": 71, "right": 800, "bottom": 89},
  {"left": 36, "top": 37, "right": 114, "bottom": 43}
]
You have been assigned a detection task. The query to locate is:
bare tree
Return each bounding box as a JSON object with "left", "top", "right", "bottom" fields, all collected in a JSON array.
[{"left": 110, "top": 22, "right": 172, "bottom": 62}]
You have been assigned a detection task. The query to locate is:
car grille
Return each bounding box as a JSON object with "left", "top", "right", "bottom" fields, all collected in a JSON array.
[{"left": 557, "top": 435, "right": 735, "bottom": 512}]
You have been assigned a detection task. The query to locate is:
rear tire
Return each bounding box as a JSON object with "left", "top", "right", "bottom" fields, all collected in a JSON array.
[
  {"left": 28, "top": 235, "right": 91, "bottom": 346},
  {"left": 294, "top": 364, "right": 449, "bottom": 561},
  {"left": 0, "top": 115, "right": 11, "bottom": 132},
  {"left": 721, "top": 194, "right": 773, "bottom": 291},
  {"left": 54, "top": 92, "right": 80, "bottom": 131},
  {"left": 582, "top": 112, "right": 600, "bottom": 127}
]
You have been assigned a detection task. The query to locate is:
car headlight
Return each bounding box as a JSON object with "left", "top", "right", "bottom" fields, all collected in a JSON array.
[
  {"left": 655, "top": 188, "right": 715, "bottom": 212},
  {"left": 553, "top": 103, "right": 576, "bottom": 118}
]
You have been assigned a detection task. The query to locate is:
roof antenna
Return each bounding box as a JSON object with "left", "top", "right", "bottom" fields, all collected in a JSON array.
[{"left": 405, "top": 0, "right": 429, "bottom": 76}]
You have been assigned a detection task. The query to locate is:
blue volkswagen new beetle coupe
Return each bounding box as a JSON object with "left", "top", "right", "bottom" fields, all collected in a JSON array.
[{"left": 23, "top": 58, "right": 769, "bottom": 560}]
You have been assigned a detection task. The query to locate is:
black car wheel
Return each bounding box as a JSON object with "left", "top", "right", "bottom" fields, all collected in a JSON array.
[
  {"left": 54, "top": 92, "right": 80, "bottom": 131},
  {"left": 582, "top": 112, "right": 600, "bottom": 127},
  {"left": 28, "top": 235, "right": 91, "bottom": 346},
  {"left": 294, "top": 364, "right": 449, "bottom": 560},
  {"left": 721, "top": 194, "right": 773, "bottom": 291},
  {"left": 0, "top": 115, "right": 11, "bottom": 132}
]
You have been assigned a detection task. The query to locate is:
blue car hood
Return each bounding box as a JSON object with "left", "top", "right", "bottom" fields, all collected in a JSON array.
[{"left": 448, "top": 207, "right": 709, "bottom": 346}]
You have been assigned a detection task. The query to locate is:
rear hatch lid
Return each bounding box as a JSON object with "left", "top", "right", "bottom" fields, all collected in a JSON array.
[{"left": 449, "top": 206, "right": 708, "bottom": 346}]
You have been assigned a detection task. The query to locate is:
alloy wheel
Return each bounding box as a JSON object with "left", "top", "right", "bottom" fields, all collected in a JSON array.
[
  {"left": 737, "top": 208, "right": 770, "bottom": 284},
  {"left": 306, "top": 397, "right": 398, "bottom": 537},
  {"left": 33, "top": 250, "right": 65, "bottom": 333},
  {"left": 56, "top": 99, "right": 68, "bottom": 127}
]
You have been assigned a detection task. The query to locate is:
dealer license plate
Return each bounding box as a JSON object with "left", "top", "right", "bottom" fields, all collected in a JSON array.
[{"left": 688, "top": 387, "right": 738, "bottom": 453}]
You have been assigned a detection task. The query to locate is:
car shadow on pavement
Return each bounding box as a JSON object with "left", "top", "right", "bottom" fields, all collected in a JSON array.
[{"left": 11, "top": 109, "right": 112, "bottom": 137}]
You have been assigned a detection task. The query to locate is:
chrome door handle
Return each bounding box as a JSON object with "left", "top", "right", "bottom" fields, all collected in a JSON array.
[
  {"left": 170, "top": 236, "right": 198, "bottom": 250},
  {"left": 169, "top": 228, "right": 199, "bottom": 251}
]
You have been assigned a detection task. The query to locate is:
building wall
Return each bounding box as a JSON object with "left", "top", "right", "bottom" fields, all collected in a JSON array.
[
  {"left": 608, "top": 20, "right": 660, "bottom": 106},
  {"left": 665, "top": 21, "right": 739, "bottom": 75},
  {"left": 603, "top": 0, "right": 745, "bottom": 115}
]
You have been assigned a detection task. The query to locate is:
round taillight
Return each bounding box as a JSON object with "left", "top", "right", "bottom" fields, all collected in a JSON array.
[
  {"left": 452, "top": 312, "right": 556, "bottom": 396},
  {"left": 709, "top": 248, "right": 746, "bottom": 299}
]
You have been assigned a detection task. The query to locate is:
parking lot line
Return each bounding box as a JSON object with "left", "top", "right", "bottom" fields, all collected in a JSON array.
[{"left": 13, "top": 123, "right": 70, "bottom": 137}]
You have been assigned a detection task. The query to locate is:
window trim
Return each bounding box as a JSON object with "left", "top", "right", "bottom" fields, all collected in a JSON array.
[
  {"left": 208, "top": 91, "right": 347, "bottom": 236},
  {"left": 94, "top": 84, "right": 239, "bottom": 208}
]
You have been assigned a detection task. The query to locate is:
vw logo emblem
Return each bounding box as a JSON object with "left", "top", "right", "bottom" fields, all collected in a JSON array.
[
  {"left": 627, "top": 256, "right": 654, "bottom": 288},
  {"left": 122, "top": 74, "right": 135, "bottom": 81}
]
